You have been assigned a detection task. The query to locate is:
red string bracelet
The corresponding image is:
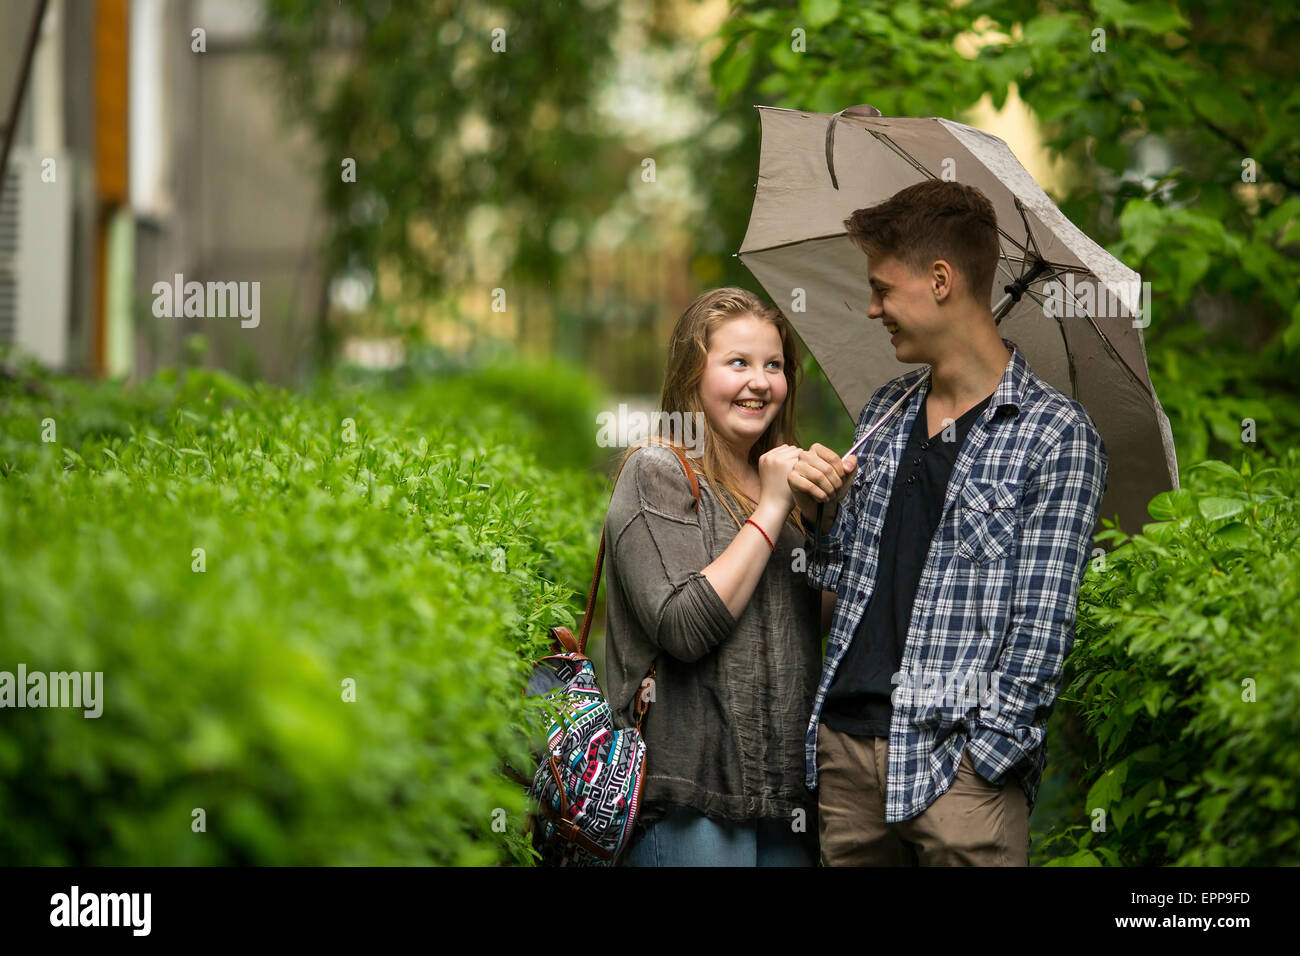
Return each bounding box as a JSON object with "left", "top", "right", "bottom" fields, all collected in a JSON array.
[{"left": 745, "top": 518, "right": 775, "bottom": 552}]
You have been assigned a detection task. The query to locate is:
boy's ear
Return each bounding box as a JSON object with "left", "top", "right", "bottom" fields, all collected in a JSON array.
[{"left": 930, "top": 259, "right": 956, "bottom": 303}]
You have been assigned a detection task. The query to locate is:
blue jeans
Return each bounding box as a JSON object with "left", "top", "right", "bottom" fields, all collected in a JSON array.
[{"left": 622, "top": 805, "right": 818, "bottom": 867}]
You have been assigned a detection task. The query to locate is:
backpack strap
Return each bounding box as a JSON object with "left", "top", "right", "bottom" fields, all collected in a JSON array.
[{"left": 575, "top": 443, "right": 700, "bottom": 656}]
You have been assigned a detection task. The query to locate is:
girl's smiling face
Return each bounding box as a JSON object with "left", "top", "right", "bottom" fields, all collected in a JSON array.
[{"left": 697, "top": 314, "right": 788, "bottom": 458}]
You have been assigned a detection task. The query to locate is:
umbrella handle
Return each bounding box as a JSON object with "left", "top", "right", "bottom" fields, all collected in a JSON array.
[
  {"left": 825, "top": 104, "right": 884, "bottom": 190},
  {"left": 843, "top": 369, "right": 931, "bottom": 463}
]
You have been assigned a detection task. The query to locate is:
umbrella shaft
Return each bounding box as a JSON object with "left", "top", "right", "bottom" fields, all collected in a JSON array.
[{"left": 844, "top": 370, "right": 932, "bottom": 463}]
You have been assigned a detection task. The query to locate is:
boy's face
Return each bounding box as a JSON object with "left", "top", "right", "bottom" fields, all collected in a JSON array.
[{"left": 866, "top": 253, "right": 945, "bottom": 365}]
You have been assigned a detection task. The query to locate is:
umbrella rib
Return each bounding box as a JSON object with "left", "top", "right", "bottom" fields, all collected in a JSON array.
[
  {"left": 1039, "top": 310, "right": 1080, "bottom": 401},
  {"left": 997, "top": 248, "right": 1031, "bottom": 281},
  {"left": 868, "top": 130, "right": 1052, "bottom": 263},
  {"left": 1013, "top": 197, "right": 1046, "bottom": 264},
  {"left": 867, "top": 129, "right": 935, "bottom": 180},
  {"left": 998, "top": 261, "right": 1157, "bottom": 405},
  {"left": 738, "top": 232, "right": 851, "bottom": 258},
  {"left": 1000, "top": 230, "right": 1033, "bottom": 262},
  {"left": 998, "top": 226, "right": 1035, "bottom": 259},
  {"left": 1024, "top": 263, "right": 1083, "bottom": 292},
  {"left": 1044, "top": 273, "right": 1158, "bottom": 404}
]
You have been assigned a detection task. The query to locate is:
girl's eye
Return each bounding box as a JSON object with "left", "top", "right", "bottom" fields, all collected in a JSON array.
[
  {"left": 767, "top": 361, "right": 782, "bottom": 370},
  {"left": 729, "top": 358, "right": 746, "bottom": 367}
]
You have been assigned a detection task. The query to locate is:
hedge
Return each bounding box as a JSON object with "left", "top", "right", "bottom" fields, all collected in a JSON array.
[
  {"left": 1035, "top": 448, "right": 1300, "bottom": 865},
  {"left": 0, "top": 358, "right": 606, "bottom": 865}
]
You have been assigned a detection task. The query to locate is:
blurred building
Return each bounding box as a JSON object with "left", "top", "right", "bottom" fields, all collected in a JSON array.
[{"left": 1, "top": 0, "right": 328, "bottom": 383}]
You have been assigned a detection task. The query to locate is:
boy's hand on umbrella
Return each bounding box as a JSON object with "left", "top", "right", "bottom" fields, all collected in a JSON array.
[{"left": 789, "top": 444, "right": 857, "bottom": 514}]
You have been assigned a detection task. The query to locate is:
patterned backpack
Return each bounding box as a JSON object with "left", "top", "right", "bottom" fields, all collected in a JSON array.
[{"left": 507, "top": 443, "right": 700, "bottom": 866}]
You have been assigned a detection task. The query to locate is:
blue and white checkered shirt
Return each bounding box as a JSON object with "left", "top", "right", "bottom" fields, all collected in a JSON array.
[{"left": 806, "top": 338, "right": 1107, "bottom": 822}]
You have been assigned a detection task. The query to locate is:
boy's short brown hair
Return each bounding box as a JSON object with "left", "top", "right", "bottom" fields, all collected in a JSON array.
[{"left": 844, "top": 180, "right": 1000, "bottom": 305}]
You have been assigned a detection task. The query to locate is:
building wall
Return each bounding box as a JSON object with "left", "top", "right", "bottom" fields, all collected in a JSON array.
[
  {"left": 2, "top": 0, "right": 329, "bottom": 383},
  {"left": 132, "top": 0, "right": 328, "bottom": 384}
]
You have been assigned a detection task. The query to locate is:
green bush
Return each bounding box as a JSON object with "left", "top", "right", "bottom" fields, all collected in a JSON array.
[
  {"left": 335, "top": 346, "right": 612, "bottom": 474},
  {"left": 1034, "top": 448, "right": 1300, "bottom": 866},
  {"left": 0, "top": 360, "right": 607, "bottom": 865},
  {"left": 1144, "top": 325, "right": 1300, "bottom": 471}
]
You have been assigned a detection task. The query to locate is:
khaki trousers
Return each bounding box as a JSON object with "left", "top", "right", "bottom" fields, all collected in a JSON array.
[{"left": 817, "top": 724, "right": 1030, "bottom": 866}]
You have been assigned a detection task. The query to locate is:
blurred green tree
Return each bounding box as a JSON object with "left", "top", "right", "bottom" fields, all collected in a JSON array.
[{"left": 262, "top": 0, "right": 627, "bottom": 333}]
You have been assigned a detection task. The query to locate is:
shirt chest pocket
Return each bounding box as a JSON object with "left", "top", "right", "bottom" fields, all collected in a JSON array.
[
  {"left": 857, "top": 455, "right": 889, "bottom": 496},
  {"left": 848, "top": 455, "right": 887, "bottom": 514},
  {"left": 956, "top": 479, "right": 1020, "bottom": 564}
]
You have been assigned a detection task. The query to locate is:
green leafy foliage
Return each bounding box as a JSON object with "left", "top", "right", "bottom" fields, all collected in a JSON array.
[
  {"left": 1034, "top": 449, "right": 1300, "bottom": 866},
  {"left": 0, "top": 359, "right": 608, "bottom": 865},
  {"left": 261, "top": 0, "right": 625, "bottom": 311},
  {"left": 340, "top": 348, "right": 615, "bottom": 475}
]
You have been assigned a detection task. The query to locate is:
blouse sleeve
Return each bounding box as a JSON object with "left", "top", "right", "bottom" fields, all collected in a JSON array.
[{"left": 607, "top": 447, "right": 738, "bottom": 662}]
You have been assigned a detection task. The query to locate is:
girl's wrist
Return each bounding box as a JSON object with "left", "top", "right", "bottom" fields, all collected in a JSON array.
[
  {"left": 745, "top": 517, "right": 776, "bottom": 552},
  {"left": 752, "top": 500, "right": 789, "bottom": 537}
]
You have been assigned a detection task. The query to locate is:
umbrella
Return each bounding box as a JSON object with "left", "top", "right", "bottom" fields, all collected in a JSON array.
[{"left": 738, "top": 103, "right": 1179, "bottom": 538}]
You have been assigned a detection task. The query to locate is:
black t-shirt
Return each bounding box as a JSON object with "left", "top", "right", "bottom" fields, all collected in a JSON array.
[{"left": 821, "top": 386, "right": 994, "bottom": 737}]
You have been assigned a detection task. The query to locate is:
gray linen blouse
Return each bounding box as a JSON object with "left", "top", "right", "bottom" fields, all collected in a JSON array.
[{"left": 601, "top": 445, "right": 822, "bottom": 829}]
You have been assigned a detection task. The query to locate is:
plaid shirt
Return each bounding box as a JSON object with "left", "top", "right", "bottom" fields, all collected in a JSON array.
[{"left": 806, "top": 338, "right": 1107, "bottom": 822}]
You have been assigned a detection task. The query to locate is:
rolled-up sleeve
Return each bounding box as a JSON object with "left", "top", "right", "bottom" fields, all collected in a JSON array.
[{"left": 608, "top": 448, "right": 737, "bottom": 662}]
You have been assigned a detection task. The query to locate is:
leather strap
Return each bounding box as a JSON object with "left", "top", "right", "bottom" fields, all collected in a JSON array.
[
  {"left": 534, "top": 798, "right": 617, "bottom": 861},
  {"left": 550, "top": 625, "right": 581, "bottom": 656}
]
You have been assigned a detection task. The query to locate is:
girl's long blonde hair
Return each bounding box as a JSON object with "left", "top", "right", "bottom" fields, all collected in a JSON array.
[{"left": 619, "top": 287, "right": 806, "bottom": 535}]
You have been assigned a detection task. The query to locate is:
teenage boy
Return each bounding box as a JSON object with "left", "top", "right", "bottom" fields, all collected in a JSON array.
[{"left": 788, "top": 179, "right": 1107, "bottom": 866}]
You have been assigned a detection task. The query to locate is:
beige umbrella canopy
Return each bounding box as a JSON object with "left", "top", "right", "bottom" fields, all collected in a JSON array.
[{"left": 738, "top": 104, "right": 1179, "bottom": 538}]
